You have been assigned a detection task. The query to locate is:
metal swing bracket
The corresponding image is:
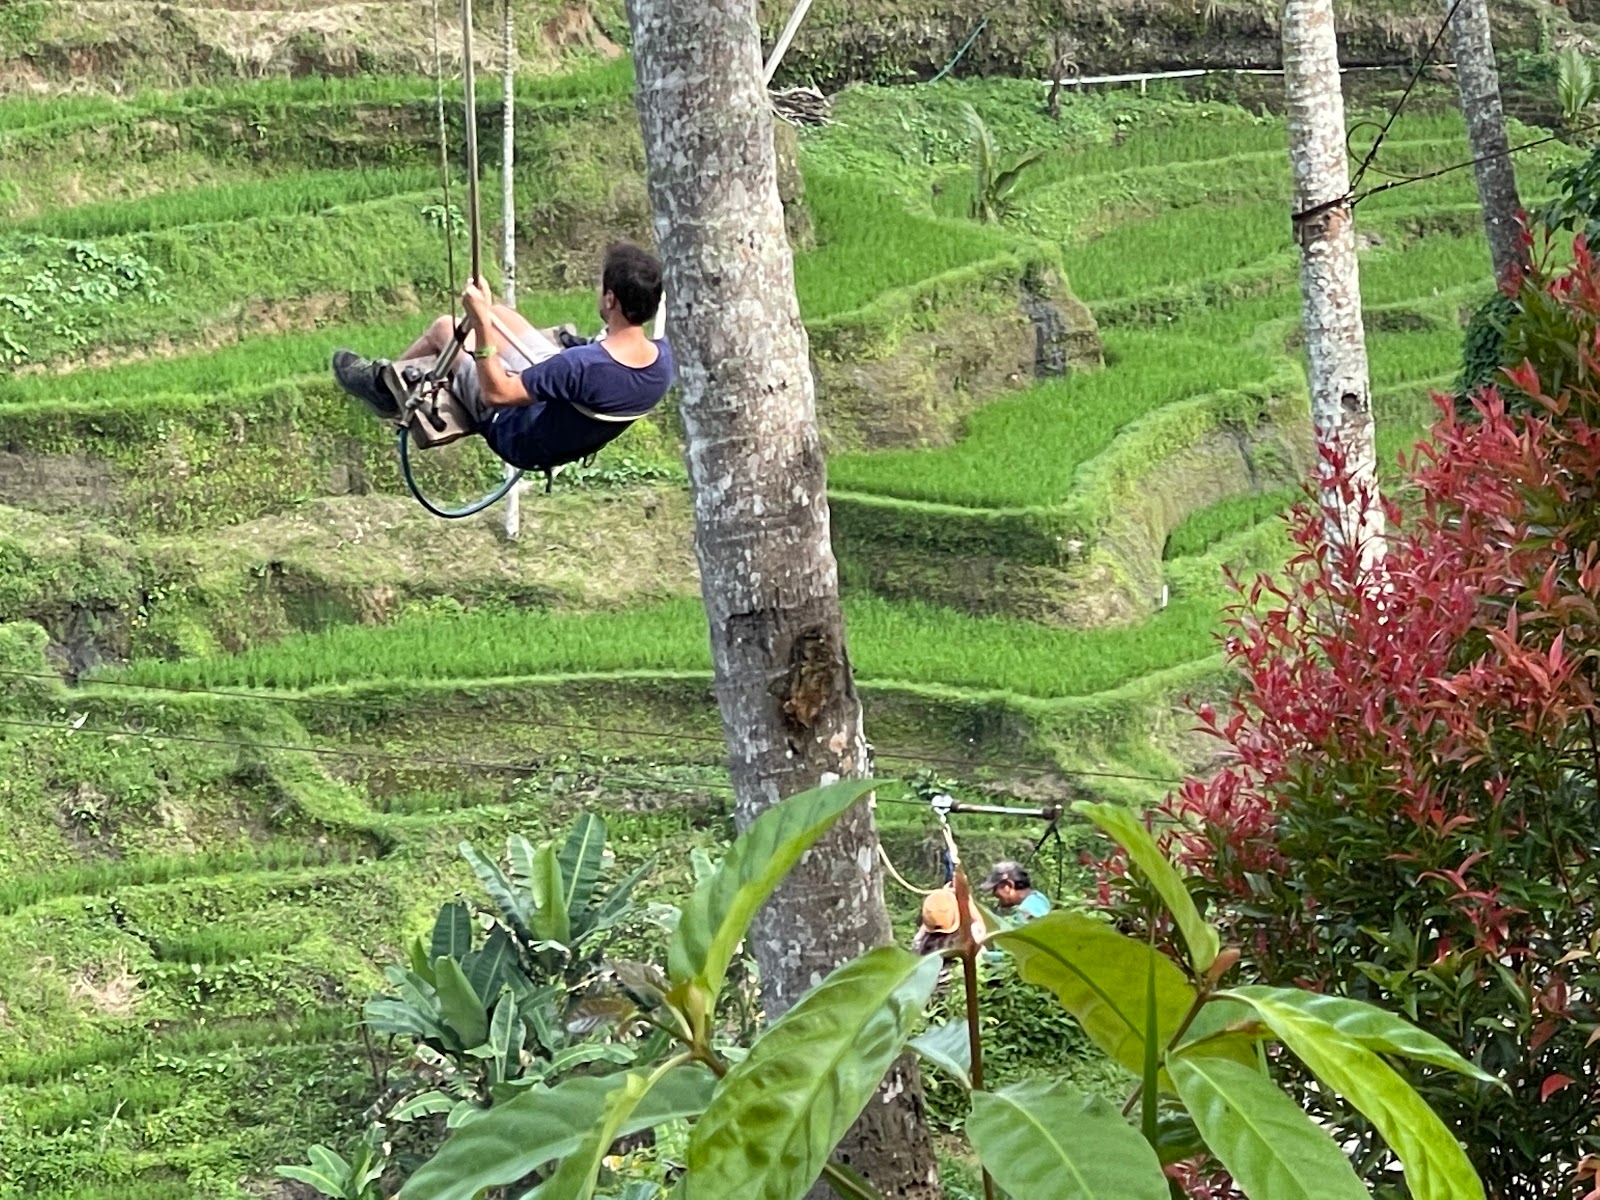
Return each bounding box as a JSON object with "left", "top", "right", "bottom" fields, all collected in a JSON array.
[{"left": 930, "top": 791, "right": 1063, "bottom": 823}]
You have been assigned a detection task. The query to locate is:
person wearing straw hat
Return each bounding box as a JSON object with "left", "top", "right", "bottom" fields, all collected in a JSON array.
[{"left": 912, "top": 885, "right": 988, "bottom": 957}]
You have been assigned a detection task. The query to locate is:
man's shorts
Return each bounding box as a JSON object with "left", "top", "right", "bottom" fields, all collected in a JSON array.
[{"left": 452, "top": 325, "right": 562, "bottom": 428}]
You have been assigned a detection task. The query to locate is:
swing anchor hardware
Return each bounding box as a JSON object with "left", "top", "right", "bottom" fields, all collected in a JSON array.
[{"left": 929, "top": 792, "right": 1063, "bottom": 822}]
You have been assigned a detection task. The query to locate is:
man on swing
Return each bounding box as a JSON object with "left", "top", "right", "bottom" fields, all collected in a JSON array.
[{"left": 330, "top": 242, "right": 674, "bottom": 474}]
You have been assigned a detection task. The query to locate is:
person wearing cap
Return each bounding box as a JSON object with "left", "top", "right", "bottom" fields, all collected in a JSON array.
[
  {"left": 912, "top": 885, "right": 988, "bottom": 957},
  {"left": 979, "top": 861, "right": 1052, "bottom": 926}
]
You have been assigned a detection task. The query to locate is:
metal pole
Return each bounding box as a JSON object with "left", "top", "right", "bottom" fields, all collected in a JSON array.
[
  {"left": 947, "top": 801, "right": 1062, "bottom": 821},
  {"left": 762, "top": 0, "right": 815, "bottom": 85},
  {"left": 501, "top": 0, "right": 521, "bottom": 540},
  {"left": 461, "top": 0, "right": 484, "bottom": 287}
]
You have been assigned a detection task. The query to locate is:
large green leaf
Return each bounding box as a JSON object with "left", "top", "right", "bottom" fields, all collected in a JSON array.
[
  {"left": 487, "top": 991, "right": 522, "bottom": 1083},
  {"left": 993, "top": 913, "right": 1198, "bottom": 1076},
  {"left": 364, "top": 996, "right": 447, "bottom": 1044},
  {"left": 507, "top": 834, "right": 539, "bottom": 915},
  {"left": 462, "top": 840, "right": 531, "bottom": 937},
  {"left": 408, "top": 935, "right": 436, "bottom": 987},
  {"left": 590, "top": 856, "right": 656, "bottom": 931},
  {"left": 543, "top": 1041, "right": 636, "bottom": 1078},
  {"left": 275, "top": 1163, "right": 344, "bottom": 1198},
  {"left": 909, "top": 1020, "right": 971, "bottom": 1089},
  {"left": 530, "top": 838, "right": 572, "bottom": 946},
  {"left": 965, "top": 1080, "right": 1169, "bottom": 1200},
  {"left": 390, "top": 1090, "right": 455, "bottom": 1122},
  {"left": 1229, "top": 987, "right": 1503, "bottom": 1088},
  {"left": 398, "top": 1066, "right": 717, "bottom": 1200},
  {"left": 1073, "top": 801, "right": 1219, "bottom": 973},
  {"left": 464, "top": 927, "right": 519, "bottom": 1006},
  {"left": 1168, "top": 1054, "right": 1368, "bottom": 1200},
  {"left": 1223, "top": 990, "right": 1486, "bottom": 1200},
  {"left": 666, "top": 779, "right": 876, "bottom": 1024},
  {"left": 559, "top": 812, "right": 607, "bottom": 918},
  {"left": 683, "top": 947, "right": 941, "bottom": 1200},
  {"left": 433, "top": 955, "right": 488, "bottom": 1050},
  {"left": 526, "top": 1067, "right": 658, "bottom": 1200},
  {"left": 431, "top": 901, "right": 474, "bottom": 964}
]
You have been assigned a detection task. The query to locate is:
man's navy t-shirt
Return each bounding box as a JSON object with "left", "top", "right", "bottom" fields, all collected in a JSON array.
[{"left": 482, "top": 339, "right": 674, "bottom": 471}]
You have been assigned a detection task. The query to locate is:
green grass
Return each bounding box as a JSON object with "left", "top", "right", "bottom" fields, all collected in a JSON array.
[
  {"left": 0, "top": 1011, "right": 353, "bottom": 1087},
  {"left": 0, "top": 288, "right": 595, "bottom": 407},
  {"left": 11, "top": 168, "right": 444, "bottom": 240},
  {"left": 16, "top": 73, "right": 1539, "bottom": 1200},
  {"left": 794, "top": 170, "right": 1019, "bottom": 319},
  {"left": 1065, "top": 200, "right": 1292, "bottom": 302},
  {"left": 0, "top": 843, "right": 360, "bottom": 916},
  {"left": 1164, "top": 488, "right": 1300, "bottom": 560},
  {"left": 0, "top": 57, "right": 637, "bottom": 142},
  {"left": 830, "top": 331, "right": 1277, "bottom": 509},
  {"left": 112, "top": 593, "right": 1228, "bottom": 700},
  {"left": 1367, "top": 325, "right": 1477, "bottom": 387}
]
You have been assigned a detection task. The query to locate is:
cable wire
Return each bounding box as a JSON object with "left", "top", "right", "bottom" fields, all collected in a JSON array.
[
  {"left": 430, "top": 0, "right": 459, "bottom": 322},
  {"left": 1346, "top": 0, "right": 1464, "bottom": 192}
]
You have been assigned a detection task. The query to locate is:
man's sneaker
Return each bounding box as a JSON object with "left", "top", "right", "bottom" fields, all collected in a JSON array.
[{"left": 332, "top": 350, "right": 401, "bottom": 421}]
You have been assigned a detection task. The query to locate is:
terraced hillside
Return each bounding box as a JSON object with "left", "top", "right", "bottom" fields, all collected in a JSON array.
[{"left": 0, "top": 31, "right": 1579, "bottom": 1200}]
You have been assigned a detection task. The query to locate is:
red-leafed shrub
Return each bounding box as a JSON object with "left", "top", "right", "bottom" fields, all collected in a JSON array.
[{"left": 1103, "top": 237, "right": 1600, "bottom": 1198}]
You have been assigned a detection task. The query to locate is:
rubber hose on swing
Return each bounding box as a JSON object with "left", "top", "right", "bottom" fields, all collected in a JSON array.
[{"left": 397, "top": 426, "right": 524, "bottom": 519}]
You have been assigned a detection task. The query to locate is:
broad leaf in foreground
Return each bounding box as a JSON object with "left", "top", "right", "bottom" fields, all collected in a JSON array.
[
  {"left": 666, "top": 779, "right": 875, "bottom": 1028},
  {"left": 1223, "top": 989, "right": 1486, "bottom": 1200},
  {"left": 397, "top": 1066, "right": 716, "bottom": 1200},
  {"left": 683, "top": 947, "right": 941, "bottom": 1200},
  {"left": 1074, "top": 800, "right": 1220, "bottom": 973},
  {"left": 993, "top": 912, "right": 1198, "bottom": 1076},
  {"left": 525, "top": 1067, "right": 659, "bottom": 1200},
  {"left": 1168, "top": 1054, "right": 1367, "bottom": 1200},
  {"left": 966, "top": 1079, "right": 1169, "bottom": 1200},
  {"left": 1230, "top": 986, "right": 1503, "bottom": 1088}
]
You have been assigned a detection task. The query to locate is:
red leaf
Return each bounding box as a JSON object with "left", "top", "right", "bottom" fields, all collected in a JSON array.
[{"left": 1540, "top": 1073, "right": 1576, "bottom": 1102}]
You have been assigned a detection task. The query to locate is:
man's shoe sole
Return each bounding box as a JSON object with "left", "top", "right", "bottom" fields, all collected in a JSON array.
[{"left": 332, "top": 350, "right": 402, "bottom": 421}]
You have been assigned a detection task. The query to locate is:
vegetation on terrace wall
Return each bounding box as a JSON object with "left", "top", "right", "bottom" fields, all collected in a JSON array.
[{"left": 1100, "top": 246, "right": 1600, "bottom": 1196}]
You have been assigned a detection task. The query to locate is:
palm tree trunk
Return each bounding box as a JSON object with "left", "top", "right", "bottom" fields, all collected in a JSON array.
[
  {"left": 1284, "top": 0, "right": 1383, "bottom": 570},
  {"left": 623, "top": 1, "right": 942, "bottom": 1196},
  {"left": 1444, "top": 0, "right": 1529, "bottom": 285}
]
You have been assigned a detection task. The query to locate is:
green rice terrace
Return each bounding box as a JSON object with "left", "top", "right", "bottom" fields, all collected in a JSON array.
[{"left": 0, "top": 2, "right": 1584, "bottom": 1195}]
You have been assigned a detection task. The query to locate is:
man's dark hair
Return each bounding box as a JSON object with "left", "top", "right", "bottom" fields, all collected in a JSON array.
[{"left": 602, "top": 242, "right": 664, "bottom": 326}]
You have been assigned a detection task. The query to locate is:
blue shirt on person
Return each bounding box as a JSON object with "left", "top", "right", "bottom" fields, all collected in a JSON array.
[{"left": 481, "top": 339, "right": 675, "bottom": 472}]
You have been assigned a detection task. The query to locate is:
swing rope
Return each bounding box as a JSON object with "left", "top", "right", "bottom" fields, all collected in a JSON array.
[
  {"left": 878, "top": 844, "right": 937, "bottom": 897},
  {"left": 399, "top": 0, "right": 525, "bottom": 520}
]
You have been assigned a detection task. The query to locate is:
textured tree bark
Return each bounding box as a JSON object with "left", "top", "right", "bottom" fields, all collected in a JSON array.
[
  {"left": 624, "top": 2, "right": 942, "bottom": 1196},
  {"left": 501, "top": 0, "right": 522, "bottom": 540},
  {"left": 1444, "top": 0, "right": 1529, "bottom": 286},
  {"left": 1284, "top": 0, "right": 1383, "bottom": 569}
]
